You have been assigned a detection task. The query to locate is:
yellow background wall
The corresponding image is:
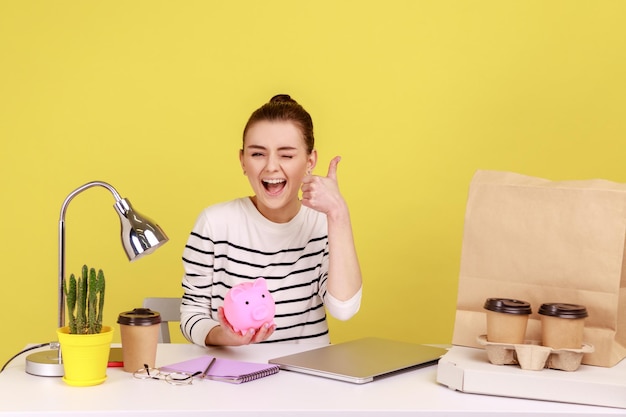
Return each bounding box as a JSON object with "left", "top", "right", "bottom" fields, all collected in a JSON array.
[{"left": 1, "top": 1, "right": 625, "bottom": 365}]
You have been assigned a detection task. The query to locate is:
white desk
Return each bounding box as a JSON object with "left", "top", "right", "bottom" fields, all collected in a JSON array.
[{"left": 1, "top": 343, "right": 625, "bottom": 416}]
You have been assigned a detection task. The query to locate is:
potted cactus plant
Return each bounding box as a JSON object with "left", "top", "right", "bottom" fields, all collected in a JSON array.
[
  {"left": 56, "top": 264, "right": 114, "bottom": 386},
  {"left": 65, "top": 265, "right": 106, "bottom": 334}
]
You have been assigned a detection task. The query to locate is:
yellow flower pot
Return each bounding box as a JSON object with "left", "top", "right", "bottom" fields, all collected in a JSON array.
[{"left": 56, "top": 326, "right": 114, "bottom": 387}]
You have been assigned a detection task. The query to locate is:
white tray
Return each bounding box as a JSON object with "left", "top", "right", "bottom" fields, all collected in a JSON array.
[{"left": 437, "top": 345, "right": 626, "bottom": 409}]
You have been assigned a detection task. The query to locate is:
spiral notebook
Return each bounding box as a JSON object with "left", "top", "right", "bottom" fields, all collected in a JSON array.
[{"left": 162, "top": 355, "right": 279, "bottom": 384}]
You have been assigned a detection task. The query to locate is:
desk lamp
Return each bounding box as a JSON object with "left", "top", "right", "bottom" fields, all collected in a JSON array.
[{"left": 25, "top": 181, "right": 169, "bottom": 377}]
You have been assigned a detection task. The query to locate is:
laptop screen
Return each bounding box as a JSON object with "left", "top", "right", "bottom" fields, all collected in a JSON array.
[{"left": 268, "top": 337, "right": 448, "bottom": 384}]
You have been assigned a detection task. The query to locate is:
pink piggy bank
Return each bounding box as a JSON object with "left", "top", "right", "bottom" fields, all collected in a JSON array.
[{"left": 223, "top": 278, "right": 276, "bottom": 335}]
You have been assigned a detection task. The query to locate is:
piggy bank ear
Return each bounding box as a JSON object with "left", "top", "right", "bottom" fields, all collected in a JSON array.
[
  {"left": 230, "top": 285, "right": 247, "bottom": 301},
  {"left": 253, "top": 277, "right": 267, "bottom": 290}
]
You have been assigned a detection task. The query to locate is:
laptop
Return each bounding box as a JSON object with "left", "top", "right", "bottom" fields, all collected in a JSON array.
[{"left": 268, "top": 337, "right": 448, "bottom": 384}]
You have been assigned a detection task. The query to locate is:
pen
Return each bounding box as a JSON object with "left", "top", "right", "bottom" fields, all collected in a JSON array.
[{"left": 201, "top": 357, "right": 217, "bottom": 379}]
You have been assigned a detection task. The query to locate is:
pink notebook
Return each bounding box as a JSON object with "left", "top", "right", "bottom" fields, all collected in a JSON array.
[{"left": 162, "top": 355, "right": 279, "bottom": 384}]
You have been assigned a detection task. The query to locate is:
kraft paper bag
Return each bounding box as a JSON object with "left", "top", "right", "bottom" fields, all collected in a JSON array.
[{"left": 452, "top": 170, "right": 626, "bottom": 367}]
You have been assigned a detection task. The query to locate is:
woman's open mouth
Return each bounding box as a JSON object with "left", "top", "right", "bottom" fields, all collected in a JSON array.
[{"left": 262, "top": 178, "right": 286, "bottom": 195}]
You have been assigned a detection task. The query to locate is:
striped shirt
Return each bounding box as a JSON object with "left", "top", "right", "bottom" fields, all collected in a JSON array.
[{"left": 180, "top": 197, "right": 361, "bottom": 345}]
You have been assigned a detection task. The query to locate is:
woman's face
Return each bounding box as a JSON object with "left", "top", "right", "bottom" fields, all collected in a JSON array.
[{"left": 240, "top": 120, "right": 317, "bottom": 223}]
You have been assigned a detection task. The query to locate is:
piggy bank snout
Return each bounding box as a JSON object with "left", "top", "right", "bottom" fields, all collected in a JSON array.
[{"left": 252, "top": 304, "right": 274, "bottom": 321}]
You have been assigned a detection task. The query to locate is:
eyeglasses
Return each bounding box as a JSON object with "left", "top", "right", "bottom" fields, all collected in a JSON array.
[{"left": 133, "top": 364, "right": 201, "bottom": 386}]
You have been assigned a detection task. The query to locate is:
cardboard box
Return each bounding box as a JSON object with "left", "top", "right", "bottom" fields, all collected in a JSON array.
[{"left": 436, "top": 346, "right": 626, "bottom": 409}]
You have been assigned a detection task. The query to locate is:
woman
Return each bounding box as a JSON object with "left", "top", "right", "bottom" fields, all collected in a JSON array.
[{"left": 180, "top": 94, "right": 362, "bottom": 346}]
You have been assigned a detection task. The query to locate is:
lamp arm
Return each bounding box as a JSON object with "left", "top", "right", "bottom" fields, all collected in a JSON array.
[{"left": 58, "top": 181, "right": 123, "bottom": 329}]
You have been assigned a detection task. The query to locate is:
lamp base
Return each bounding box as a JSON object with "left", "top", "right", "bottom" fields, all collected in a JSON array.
[{"left": 25, "top": 349, "right": 64, "bottom": 377}]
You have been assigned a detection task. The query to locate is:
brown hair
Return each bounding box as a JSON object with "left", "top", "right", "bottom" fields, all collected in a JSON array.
[{"left": 242, "top": 94, "right": 315, "bottom": 154}]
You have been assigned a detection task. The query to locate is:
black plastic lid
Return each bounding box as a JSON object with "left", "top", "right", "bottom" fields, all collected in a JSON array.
[
  {"left": 483, "top": 298, "right": 532, "bottom": 315},
  {"left": 538, "top": 303, "right": 588, "bottom": 319},
  {"left": 117, "top": 308, "right": 162, "bottom": 326}
]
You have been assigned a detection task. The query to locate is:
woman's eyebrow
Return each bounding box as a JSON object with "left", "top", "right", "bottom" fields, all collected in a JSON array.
[
  {"left": 245, "top": 144, "right": 266, "bottom": 150},
  {"left": 245, "top": 144, "right": 298, "bottom": 151}
]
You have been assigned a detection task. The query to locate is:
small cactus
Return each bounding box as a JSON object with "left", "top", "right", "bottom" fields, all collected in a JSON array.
[{"left": 63, "top": 264, "right": 106, "bottom": 334}]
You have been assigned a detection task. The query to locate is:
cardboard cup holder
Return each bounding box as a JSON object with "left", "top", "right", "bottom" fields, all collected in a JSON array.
[{"left": 476, "top": 335, "right": 594, "bottom": 371}]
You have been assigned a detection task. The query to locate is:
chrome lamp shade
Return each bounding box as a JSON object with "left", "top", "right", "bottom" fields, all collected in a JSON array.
[
  {"left": 115, "top": 197, "right": 168, "bottom": 261},
  {"left": 24, "top": 181, "right": 168, "bottom": 377}
]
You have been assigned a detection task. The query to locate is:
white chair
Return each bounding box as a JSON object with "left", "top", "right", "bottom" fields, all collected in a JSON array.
[{"left": 142, "top": 297, "right": 181, "bottom": 343}]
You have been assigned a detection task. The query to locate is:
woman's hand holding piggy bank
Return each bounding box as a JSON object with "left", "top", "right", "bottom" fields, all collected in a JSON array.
[{"left": 223, "top": 278, "right": 276, "bottom": 335}]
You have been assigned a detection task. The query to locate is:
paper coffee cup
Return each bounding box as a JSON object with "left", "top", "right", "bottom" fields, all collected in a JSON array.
[
  {"left": 539, "top": 303, "right": 588, "bottom": 349},
  {"left": 484, "top": 298, "right": 532, "bottom": 344},
  {"left": 117, "top": 308, "right": 162, "bottom": 373}
]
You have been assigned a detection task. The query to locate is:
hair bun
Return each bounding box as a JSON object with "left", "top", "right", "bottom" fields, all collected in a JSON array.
[{"left": 270, "top": 94, "right": 297, "bottom": 104}]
